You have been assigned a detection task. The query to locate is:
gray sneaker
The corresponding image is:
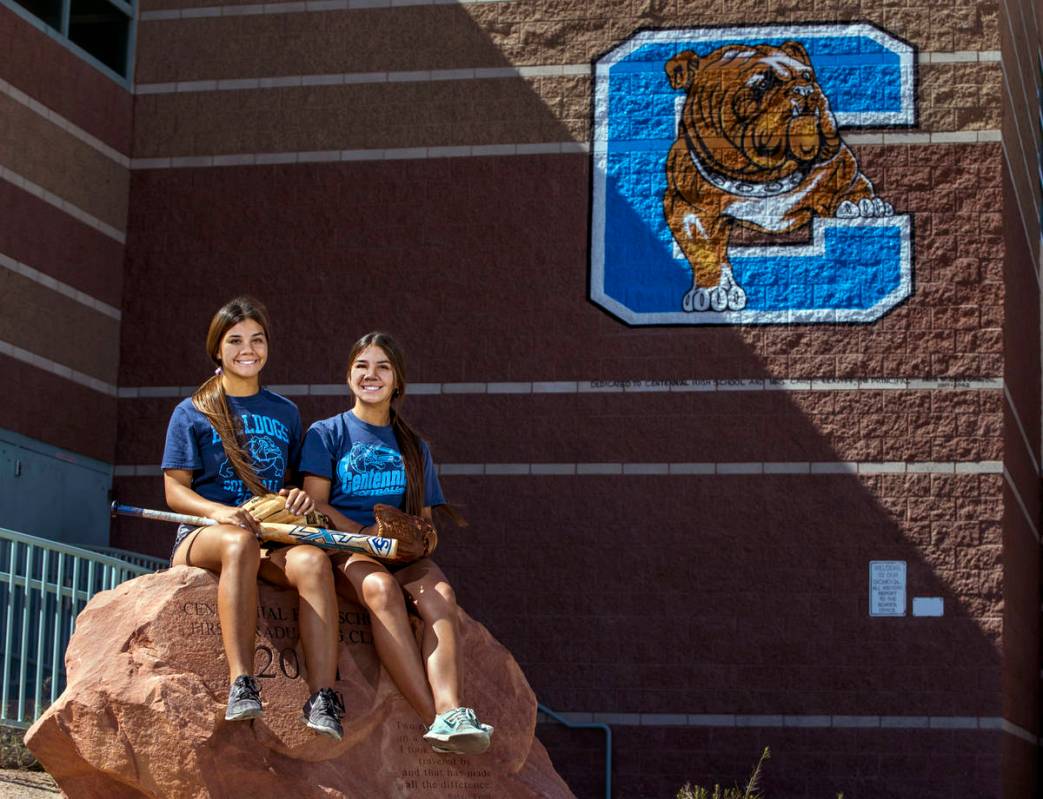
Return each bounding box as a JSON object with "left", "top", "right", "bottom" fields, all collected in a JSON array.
[
  {"left": 302, "top": 688, "right": 345, "bottom": 741},
  {"left": 225, "top": 675, "right": 262, "bottom": 721}
]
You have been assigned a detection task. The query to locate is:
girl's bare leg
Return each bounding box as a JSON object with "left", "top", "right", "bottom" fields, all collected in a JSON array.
[
  {"left": 259, "top": 545, "right": 339, "bottom": 692},
  {"left": 396, "top": 560, "right": 461, "bottom": 715},
  {"left": 336, "top": 554, "right": 436, "bottom": 724},
  {"left": 173, "top": 525, "right": 260, "bottom": 682}
]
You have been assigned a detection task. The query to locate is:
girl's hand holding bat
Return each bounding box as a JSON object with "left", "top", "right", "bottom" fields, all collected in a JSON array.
[{"left": 209, "top": 504, "right": 262, "bottom": 536}]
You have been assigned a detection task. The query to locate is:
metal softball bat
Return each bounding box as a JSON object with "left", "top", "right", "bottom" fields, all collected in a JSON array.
[{"left": 110, "top": 502, "right": 404, "bottom": 560}]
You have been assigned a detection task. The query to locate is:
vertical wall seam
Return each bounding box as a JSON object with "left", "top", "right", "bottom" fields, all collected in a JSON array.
[
  {"left": 999, "top": 60, "right": 1042, "bottom": 255},
  {"left": 1002, "top": 467, "right": 1041, "bottom": 543},
  {"left": 1004, "top": 0, "right": 1042, "bottom": 152},
  {"left": 1001, "top": 141, "right": 1042, "bottom": 288},
  {"left": 1003, "top": 384, "right": 1041, "bottom": 475},
  {"left": 1013, "top": 0, "right": 1042, "bottom": 97}
]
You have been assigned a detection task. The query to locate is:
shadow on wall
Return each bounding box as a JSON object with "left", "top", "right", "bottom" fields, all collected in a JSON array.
[
  {"left": 111, "top": 6, "right": 1019, "bottom": 798},
  {"left": 437, "top": 111, "right": 1008, "bottom": 796}
]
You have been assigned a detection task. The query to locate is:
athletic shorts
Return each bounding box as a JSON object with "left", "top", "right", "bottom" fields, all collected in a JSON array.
[{"left": 169, "top": 523, "right": 290, "bottom": 565}]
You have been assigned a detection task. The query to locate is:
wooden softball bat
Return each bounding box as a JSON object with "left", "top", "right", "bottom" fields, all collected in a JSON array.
[{"left": 110, "top": 502, "right": 412, "bottom": 561}]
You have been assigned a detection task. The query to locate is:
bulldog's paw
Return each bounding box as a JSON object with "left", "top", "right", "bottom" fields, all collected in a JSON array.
[
  {"left": 683, "top": 268, "right": 747, "bottom": 313},
  {"left": 683, "top": 287, "right": 711, "bottom": 312},
  {"left": 836, "top": 197, "right": 894, "bottom": 218},
  {"left": 718, "top": 266, "right": 747, "bottom": 311}
]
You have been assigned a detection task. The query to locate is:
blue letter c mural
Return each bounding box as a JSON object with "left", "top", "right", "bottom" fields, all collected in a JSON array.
[{"left": 590, "top": 24, "right": 916, "bottom": 325}]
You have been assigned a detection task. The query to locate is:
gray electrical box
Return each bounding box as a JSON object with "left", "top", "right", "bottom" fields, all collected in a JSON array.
[{"left": 0, "top": 429, "right": 112, "bottom": 547}]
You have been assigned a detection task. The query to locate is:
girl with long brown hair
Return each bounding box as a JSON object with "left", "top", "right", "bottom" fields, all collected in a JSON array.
[
  {"left": 299, "top": 332, "right": 493, "bottom": 755},
  {"left": 162, "top": 296, "right": 344, "bottom": 739}
]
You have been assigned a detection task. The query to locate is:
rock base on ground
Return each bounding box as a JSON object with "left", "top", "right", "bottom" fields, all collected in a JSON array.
[{"left": 25, "top": 567, "right": 574, "bottom": 799}]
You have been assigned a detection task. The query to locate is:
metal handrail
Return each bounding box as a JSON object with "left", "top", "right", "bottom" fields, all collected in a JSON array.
[
  {"left": 0, "top": 528, "right": 149, "bottom": 567},
  {"left": 0, "top": 527, "right": 156, "bottom": 729},
  {"left": 538, "top": 703, "right": 612, "bottom": 799},
  {"left": 84, "top": 546, "right": 168, "bottom": 572}
]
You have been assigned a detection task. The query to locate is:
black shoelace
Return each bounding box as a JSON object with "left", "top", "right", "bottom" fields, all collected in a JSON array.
[
  {"left": 313, "top": 688, "right": 345, "bottom": 717},
  {"left": 231, "top": 676, "right": 260, "bottom": 702}
]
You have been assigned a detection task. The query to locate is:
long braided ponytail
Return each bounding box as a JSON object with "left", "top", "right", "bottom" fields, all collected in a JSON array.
[
  {"left": 347, "top": 332, "right": 463, "bottom": 524},
  {"left": 192, "top": 297, "right": 271, "bottom": 499}
]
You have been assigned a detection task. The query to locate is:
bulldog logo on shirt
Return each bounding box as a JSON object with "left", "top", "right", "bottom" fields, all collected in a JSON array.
[{"left": 337, "top": 443, "right": 407, "bottom": 497}]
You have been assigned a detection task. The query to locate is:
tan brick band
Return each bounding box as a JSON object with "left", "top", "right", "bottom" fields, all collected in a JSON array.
[
  {"left": 0, "top": 337, "right": 118, "bottom": 396},
  {"left": 0, "top": 43, "right": 1003, "bottom": 171},
  {"left": 0, "top": 164, "right": 125, "bottom": 241},
  {"left": 134, "top": 63, "right": 594, "bottom": 94},
  {"left": 0, "top": 268, "right": 121, "bottom": 385},
  {"left": 127, "top": 130, "right": 1003, "bottom": 168},
  {"left": 134, "top": 0, "right": 998, "bottom": 56},
  {"left": 132, "top": 75, "right": 591, "bottom": 157},
  {"left": 133, "top": 0, "right": 1005, "bottom": 88},
  {"left": 133, "top": 53, "right": 999, "bottom": 94},
  {"left": 0, "top": 351, "right": 118, "bottom": 461},
  {"left": 0, "top": 249, "right": 121, "bottom": 320},
  {"left": 0, "top": 92, "right": 129, "bottom": 231},
  {"left": 0, "top": 76, "right": 129, "bottom": 165},
  {"left": 129, "top": 59, "right": 1000, "bottom": 159}
]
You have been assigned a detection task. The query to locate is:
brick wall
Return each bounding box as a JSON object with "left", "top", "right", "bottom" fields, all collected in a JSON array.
[
  {"left": 0, "top": 0, "right": 1030, "bottom": 794},
  {"left": 0, "top": 4, "right": 131, "bottom": 462}
]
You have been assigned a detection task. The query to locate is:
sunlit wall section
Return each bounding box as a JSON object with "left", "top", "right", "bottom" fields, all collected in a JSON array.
[{"left": 0, "top": 0, "right": 132, "bottom": 543}]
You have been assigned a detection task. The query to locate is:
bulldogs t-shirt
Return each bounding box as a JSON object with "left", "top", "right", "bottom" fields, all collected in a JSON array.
[
  {"left": 162, "top": 389, "right": 302, "bottom": 507},
  {"left": 299, "top": 410, "right": 445, "bottom": 527}
]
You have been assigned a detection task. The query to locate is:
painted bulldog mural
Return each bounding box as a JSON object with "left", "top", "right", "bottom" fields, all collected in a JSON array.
[
  {"left": 589, "top": 24, "right": 916, "bottom": 325},
  {"left": 662, "top": 41, "right": 894, "bottom": 314}
]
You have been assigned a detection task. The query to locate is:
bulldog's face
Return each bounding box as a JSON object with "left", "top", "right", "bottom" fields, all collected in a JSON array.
[{"left": 667, "top": 42, "right": 842, "bottom": 180}]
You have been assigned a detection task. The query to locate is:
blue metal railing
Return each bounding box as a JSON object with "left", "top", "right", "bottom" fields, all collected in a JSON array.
[
  {"left": 0, "top": 527, "right": 156, "bottom": 729},
  {"left": 84, "top": 546, "right": 168, "bottom": 572},
  {"left": 538, "top": 703, "right": 613, "bottom": 799}
]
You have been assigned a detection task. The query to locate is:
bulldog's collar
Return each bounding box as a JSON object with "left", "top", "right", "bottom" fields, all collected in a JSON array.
[{"left": 684, "top": 128, "right": 807, "bottom": 198}]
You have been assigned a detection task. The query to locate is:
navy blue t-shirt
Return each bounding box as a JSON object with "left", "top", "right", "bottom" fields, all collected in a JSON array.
[
  {"left": 161, "top": 389, "right": 303, "bottom": 507},
  {"left": 299, "top": 410, "right": 445, "bottom": 527}
]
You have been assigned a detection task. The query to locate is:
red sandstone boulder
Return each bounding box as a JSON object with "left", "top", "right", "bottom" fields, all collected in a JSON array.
[{"left": 24, "top": 566, "right": 573, "bottom": 799}]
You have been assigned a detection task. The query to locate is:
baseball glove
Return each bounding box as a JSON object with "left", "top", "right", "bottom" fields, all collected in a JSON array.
[
  {"left": 241, "top": 494, "right": 332, "bottom": 529},
  {"left": 372, "top": 504, "right": 438, "bottom": 561}
]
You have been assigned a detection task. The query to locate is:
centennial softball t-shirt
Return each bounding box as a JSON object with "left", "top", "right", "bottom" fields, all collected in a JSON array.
[
  {"left": 161, "top": 389, "right": 303, "bottom": 507},
  {"left": 299, "top": 410, "right": 445, "bottom": 527}
]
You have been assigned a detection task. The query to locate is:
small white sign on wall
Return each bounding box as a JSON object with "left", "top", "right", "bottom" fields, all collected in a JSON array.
[
  {"left": 912, "top": 597, "right": 944, "bottom": 617},
  {"left": 869, "top": 561, "right": 907, "bottom": 617}
]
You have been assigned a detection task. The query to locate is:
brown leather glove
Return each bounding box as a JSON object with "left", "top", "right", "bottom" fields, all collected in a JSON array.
[{"left": 371, "top": 504, "right": 438, "bottom": 561}]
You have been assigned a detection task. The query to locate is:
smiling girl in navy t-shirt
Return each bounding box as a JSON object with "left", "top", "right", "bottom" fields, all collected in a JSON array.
[
  {"left": 300, "top": 332, "right": 492, "bottom": 756},
  {"left": 161, "top": 296, "right": 343, "bottom": 739}
]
